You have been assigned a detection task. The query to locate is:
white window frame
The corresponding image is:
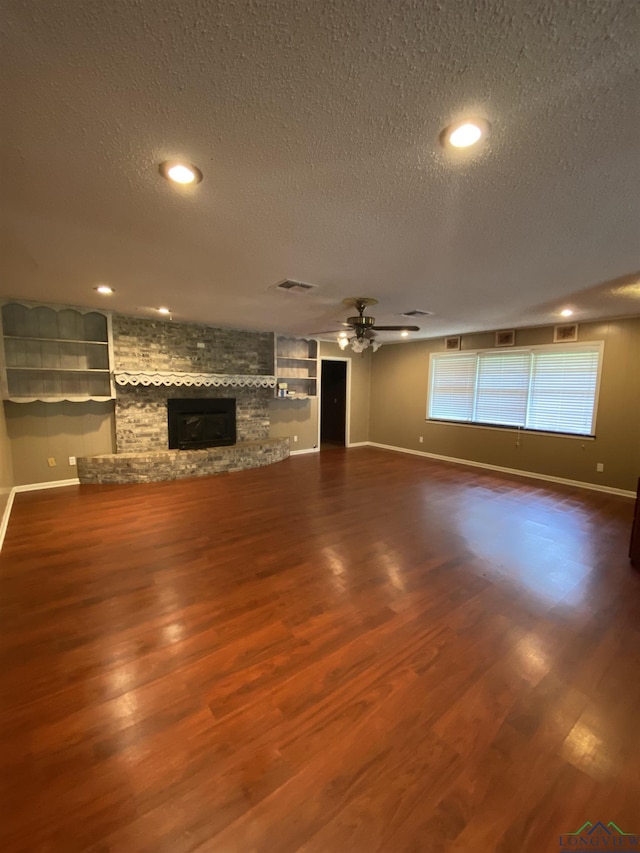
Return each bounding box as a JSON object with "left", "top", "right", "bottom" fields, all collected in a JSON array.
[{"left": 427, "top": 341, "right": 604, "bottom": 439}]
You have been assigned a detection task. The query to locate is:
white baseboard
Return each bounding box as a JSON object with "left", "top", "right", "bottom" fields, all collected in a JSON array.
[
  {"left": 14, "top": 478, "right": 80, "bottom": 493},
  {"left": 347, "top": 441, "right": 369, "bottom": 448},
  {"left": 0, "top": 489, "right": 16, "bottom": 552},
  {"left": 365, "top": 442, "right": 635, "bottom": 499},
  {"left": 0, "top": 478, "right": 81, "bottom": 552},
  {"left": 289, "top": 447, "right": 320, "bottom": 456}
]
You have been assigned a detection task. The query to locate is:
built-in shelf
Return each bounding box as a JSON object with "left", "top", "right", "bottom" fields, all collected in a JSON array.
[
  {"left": 274, "top": 336, "right": 318, "bottom": 398},
  {"left": 3, "top": 335, "right": 109, "bottom": 345},
  {"left": 1, "top": 302, "right": 115, "bottom": 402},
  {"left": 7, "top": 367, "right": 110, "bottom": 373},
  {"left": 7, "top": 396, "right": 115, "bottom": 404}
]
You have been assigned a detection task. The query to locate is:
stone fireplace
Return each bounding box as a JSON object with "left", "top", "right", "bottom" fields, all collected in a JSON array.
[{"left": 77, "top": 313, "right": 290, "bottom": 484}]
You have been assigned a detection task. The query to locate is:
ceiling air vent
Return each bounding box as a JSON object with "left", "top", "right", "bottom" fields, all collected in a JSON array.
[
  {"left": 401, "top": 309, "right": 432, "bottom": 317},
  {"left": 273, "top": 279, "right": 317, "bottom": 293}
]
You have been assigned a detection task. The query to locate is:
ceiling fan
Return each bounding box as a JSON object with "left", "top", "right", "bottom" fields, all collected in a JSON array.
[{"left": 318, "top": 297, "right": 420, "bottom": 352}]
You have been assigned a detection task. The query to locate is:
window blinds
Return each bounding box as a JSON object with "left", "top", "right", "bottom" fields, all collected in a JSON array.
[
  {"left": 474, "top": 352, "right": 530, "bottom": 426},
  {"left": 429, "top": 353, "right": 476, "bottom": 422},
  {"left": 527, "top": 349, "right": 600, "bottom": 435},
  {"left": 428, "top": 344, "right": 602, "bottom": 436}
]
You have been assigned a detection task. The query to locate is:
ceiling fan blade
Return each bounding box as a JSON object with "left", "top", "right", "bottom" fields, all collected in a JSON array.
[
  {"left": 372, "top": 324, "right": 420, "bottom": 331},
  {"left": 316, "top": 297, "right": 420, "bottom": 338}
]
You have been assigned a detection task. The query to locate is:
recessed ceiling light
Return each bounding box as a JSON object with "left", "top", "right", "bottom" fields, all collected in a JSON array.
[
  {"left": 441, "top": 118, "right": 491, "bottom": 149},
  {"left": 157, "top": 306, "right": 171, "bottom": 315},
  {"left": 560, "top": 308, "right": 574, "bottom": 317},
  {"left": 401, "top": 331, "right": 409, "bottom": 337},
  {"left": 94, "top": 284, "right": 114, "bottom": 295},
  {"left": 159, "top": 161, "right": 203, "bottom": 185}
]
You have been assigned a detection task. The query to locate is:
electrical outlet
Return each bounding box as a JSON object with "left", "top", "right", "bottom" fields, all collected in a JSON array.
[
  {"left": 596, "top": 462, "right": 604, "bottom": 472},
  {"left": 68, "top": 456, "right": 76, "bottom": 466},
  {"left": 47, "top": 457, "right": 56, "bottom": 468},
  {"left": 419, "top": 436, "right": 423, "bottom": 443},
  {"left": 196, "top": 342, "right": 205, "bottom": 349},
  {"left": 293, "top": 435, "right": 298, "bottom": 442}
]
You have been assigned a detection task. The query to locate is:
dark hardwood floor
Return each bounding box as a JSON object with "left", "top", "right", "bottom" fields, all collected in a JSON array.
[{"left": 1, "top": 448, "right": 638, "bottom": 852}]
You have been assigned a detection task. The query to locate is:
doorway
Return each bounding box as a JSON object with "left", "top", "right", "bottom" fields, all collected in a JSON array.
[{"left": 320, "top": 359, "right": 348, "bottom": 448}]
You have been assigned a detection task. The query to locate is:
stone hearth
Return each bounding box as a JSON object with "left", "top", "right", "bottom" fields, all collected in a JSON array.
[{"left": 77, "top": 438, "right": 289, "bottom": 484}]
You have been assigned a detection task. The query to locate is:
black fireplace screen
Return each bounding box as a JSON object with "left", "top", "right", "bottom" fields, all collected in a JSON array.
[{"left": 167, "top": 398, "right": 236, "bottom": 450}]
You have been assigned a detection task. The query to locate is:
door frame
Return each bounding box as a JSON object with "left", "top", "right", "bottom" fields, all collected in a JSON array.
[{"left": 318, "top": 357, "right": 351, "bottom": 448}]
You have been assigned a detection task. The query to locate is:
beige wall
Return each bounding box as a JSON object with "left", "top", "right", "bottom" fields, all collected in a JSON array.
[
  {"left": 5, "top": 401, "right": 115, "bottom": 486},
  {"left": 269, "top": 342, "right": 371, "bottom": 450},
  {"left": 369, "top": 318, "right": 640, "bottom": 493},
  {"left": 269, "top": 397, "right": 319, "bottom": 451},
  {"left": 0, "top": 402, "right": 15, "bottom": 519}
]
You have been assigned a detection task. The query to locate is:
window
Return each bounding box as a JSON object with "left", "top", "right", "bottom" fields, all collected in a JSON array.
[{"left": 428, "top": 342, "right": 603, "bottom": 436}]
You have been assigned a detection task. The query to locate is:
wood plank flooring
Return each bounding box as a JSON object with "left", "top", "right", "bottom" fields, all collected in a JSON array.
[{"left": 0, "top": 448, "right": 638, "bottom": 852}]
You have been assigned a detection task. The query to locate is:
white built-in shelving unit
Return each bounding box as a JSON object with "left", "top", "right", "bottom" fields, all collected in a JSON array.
[
  {"left": 0, "top": 302, "right": 115, "bottom": 403},
  {"left": 274, "top": 336, "right": 318, "bottom": 398}
]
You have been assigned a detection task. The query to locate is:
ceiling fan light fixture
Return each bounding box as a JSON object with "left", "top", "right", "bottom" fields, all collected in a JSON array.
[
  {"left": 336, "top": 333, "right": 392, "bottom": 352},
  {"left": 351, "top": 337, "right": 369, "bottom": 353}
]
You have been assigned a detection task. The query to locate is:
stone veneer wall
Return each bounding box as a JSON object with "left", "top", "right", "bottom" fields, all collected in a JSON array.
[
  {"left": 113, "top": 315, "right": 274, "bottom": 374},
  {"left": 112, "top": 315, "right": 274, "bottom": 453}
]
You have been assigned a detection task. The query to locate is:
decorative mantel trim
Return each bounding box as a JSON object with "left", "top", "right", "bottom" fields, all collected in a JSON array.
[{"left": 114, "top": 371, "right": 277, "bottom": 389}]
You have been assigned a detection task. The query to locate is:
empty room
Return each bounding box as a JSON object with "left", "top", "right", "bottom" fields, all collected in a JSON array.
[{"left": 1, "top": 1, "right": 639, "bottom": 852}]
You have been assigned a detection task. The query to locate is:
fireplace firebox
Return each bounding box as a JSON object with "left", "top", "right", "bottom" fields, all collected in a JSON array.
[{"left": 167, "top": 398, "right": 236, "bottom": 450}]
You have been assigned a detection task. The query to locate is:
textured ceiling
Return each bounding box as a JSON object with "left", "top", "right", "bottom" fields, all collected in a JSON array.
[{"left": 1, "top": 0, "right": 639, "bottom": 341}]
